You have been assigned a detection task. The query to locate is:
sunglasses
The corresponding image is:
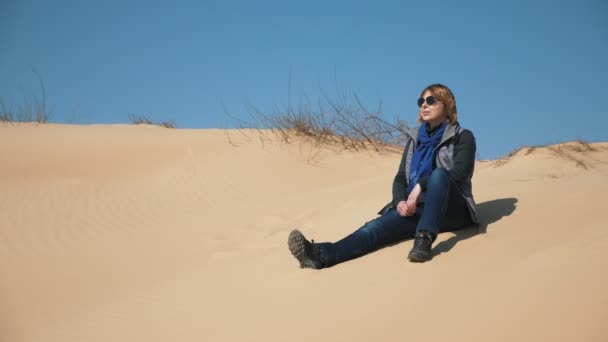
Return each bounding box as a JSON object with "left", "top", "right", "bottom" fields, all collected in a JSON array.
[{"left": 417, "top": 96, "right": 440, "bottom": 107}]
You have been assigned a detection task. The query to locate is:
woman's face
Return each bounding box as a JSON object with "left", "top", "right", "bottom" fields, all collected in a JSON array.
[{"left": 419, "top": 91, "right": 446, "bottom": 126}]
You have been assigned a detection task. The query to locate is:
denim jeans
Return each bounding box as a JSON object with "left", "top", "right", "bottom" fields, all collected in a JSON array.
[{"left": 318, "top": 168, "right": 474, "bottom": 268}]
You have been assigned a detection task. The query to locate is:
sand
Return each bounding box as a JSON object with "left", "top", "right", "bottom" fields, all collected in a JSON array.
[{"left": 1, "top": 123, "right": 607, "bottom": 341}]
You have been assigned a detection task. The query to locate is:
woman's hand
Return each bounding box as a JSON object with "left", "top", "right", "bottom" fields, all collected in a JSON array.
[
  {"left": 397, "top": 183, "right": 422, "bottom": 217},
  {"left": 396, "top": 200, "right": 410, "bottom": 216},
  {"left": 407, "top": 183, "right": 422, "bottom": 211}
]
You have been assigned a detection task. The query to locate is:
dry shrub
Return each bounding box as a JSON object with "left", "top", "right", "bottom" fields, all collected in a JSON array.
[
  {"left": 224, "top": 91, "right": 410, "bottom": 154},
  {"left": 129, "top": 114, "right": 176, "bottom": 128},
  {"left": 493, "top": 139, "right": 596, "bottom": 169},
  {"left": 562, "top": 139, "right": 597, "bottom": 152},
  {"left": 548, "top": 143, "right": 591, "bottom": 170},
  {"left": 1, "top": 69, "right": 51, "bottom": 123},
  {"left": 1, "top": 101, "right": 51, "bottom": 123}
]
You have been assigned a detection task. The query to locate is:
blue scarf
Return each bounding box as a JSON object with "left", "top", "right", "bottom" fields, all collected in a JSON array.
[{"left": 406, "top": 122, "right": 447, "bottom": 196}]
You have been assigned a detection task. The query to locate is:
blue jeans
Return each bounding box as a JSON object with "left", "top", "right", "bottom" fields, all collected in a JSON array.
[{"left": 319, "top": 168, "right": 474, "bottom": 268}]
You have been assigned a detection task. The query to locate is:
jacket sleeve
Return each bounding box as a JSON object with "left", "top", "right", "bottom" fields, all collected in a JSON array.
[
  {"left": 416, "top": 175, "right": 430, "bottom": 192},
  {"left": 448, "top": 130, "right": 476, "bottom": 183},
  {"left": 391, "top": 143, "right": 409, "bottom": 205},
  {"left": 416, "top": 130, "right": 476, "bottom": 192}
]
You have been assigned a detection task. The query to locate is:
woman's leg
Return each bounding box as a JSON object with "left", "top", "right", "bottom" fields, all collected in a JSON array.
[
  {"left": 407, "top": 167, "right": 474, "bottom": 262},
  {"left": 415, "top": 167, "right": 472, "bottom": 238},
  {"left": 289, "top": 167, "right": 473, "bottom": 268},
  {"left": 439, "top": 185, "right": 474, "bottom": 233},
  {"left": 319, "top": 208, "right": 420, "bottom": 268}
]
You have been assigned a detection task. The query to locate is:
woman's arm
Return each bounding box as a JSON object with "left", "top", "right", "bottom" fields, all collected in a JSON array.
[{"left": 416, "top": 130, "right": 477, "bottom": 191}]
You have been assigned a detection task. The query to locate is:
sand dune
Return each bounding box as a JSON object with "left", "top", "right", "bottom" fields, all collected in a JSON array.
[{"left": 1, "top": 123, "right": 607, "bottom": 341}]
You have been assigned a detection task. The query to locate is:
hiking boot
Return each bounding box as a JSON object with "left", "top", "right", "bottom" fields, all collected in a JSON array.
[
  {"left": 408, "top": 231, "right": 434, "bottom": 262},
  {"left": 288, "top": 229, "right": 324, "bottom": 269}
]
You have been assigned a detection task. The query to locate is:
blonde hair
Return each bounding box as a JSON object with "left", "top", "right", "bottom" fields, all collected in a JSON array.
[{"left": 417, "top": 84, "right": 458, "bottom": 125}]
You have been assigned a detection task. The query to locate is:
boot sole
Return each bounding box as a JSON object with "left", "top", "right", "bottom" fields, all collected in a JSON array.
[
  {"left": 408, "top": 250, "right": 432, "bottom": 262},
  {"left": 288, "top": 229, "right": 319, "bottom": 269}
]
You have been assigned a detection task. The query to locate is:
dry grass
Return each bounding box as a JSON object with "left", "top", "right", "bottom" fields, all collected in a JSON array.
[
  {"left": 129, "top": 114, "right": 176, "bottom": 129},
  {"left": 0, "top": 103, "right": 50, "bottom": 123},
  {"left": 546, "top": 140, "right": 596, "bottom": 170},
  {"left": 223, "top": 90, "right": 411, "bottom": 155},
  {"left": 1, "top": 69, "right": 51, "bottom": 124},
  {"left": 493, "top": 139, "right": 597, "bottom": 169}
]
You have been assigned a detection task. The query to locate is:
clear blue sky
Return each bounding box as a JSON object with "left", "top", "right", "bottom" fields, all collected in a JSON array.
[{"left": 1, "top": 0, "right": 607, "bottom": 159}]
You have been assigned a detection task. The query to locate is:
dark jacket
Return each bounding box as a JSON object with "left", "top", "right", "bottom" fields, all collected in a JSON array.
[{"left": 377, "top": 121, "right": 479, "bottom": 225}]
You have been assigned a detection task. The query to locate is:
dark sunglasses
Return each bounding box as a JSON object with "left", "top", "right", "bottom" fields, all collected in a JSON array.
[{"left": 417, "top": 96, "right": 440, "bottom": 107}]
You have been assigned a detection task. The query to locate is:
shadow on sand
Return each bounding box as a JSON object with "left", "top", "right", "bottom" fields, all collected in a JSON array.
[{"left": 432, "top": 197, "right": 518, "bottom": 257}]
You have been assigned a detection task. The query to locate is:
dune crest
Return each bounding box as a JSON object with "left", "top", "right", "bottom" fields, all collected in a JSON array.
[{"left": 477, "top": 140, "right": 608, "bottom": 182}]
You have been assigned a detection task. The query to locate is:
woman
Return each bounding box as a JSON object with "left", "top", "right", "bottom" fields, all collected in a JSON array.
[{"left": 287, "top": 83, "right": 479, "bottom": 268}]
